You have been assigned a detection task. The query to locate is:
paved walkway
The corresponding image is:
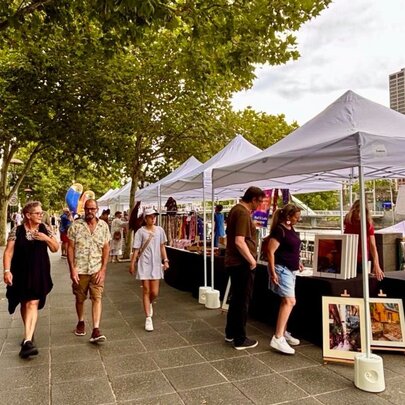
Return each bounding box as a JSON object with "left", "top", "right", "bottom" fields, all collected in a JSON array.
[{"left": 1, "top": 249, "right": 405, "bottom": 404}]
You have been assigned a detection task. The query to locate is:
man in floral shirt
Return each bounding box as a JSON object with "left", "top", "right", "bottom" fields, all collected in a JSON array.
[{"left": 67, "top": 199, "right": 110, "bottom": 342}]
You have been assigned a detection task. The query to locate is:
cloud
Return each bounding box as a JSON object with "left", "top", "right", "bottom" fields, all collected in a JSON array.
[{"left": 232, "top": 0, "right": 405, "bottom": 124}]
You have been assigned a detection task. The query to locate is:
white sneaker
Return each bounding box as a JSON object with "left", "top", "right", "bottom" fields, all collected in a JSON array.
[
  {"left": 270, "top": 335, "right": 295, "bottom": 354},
  {"left": 284, "top": 331, "right": 300, "bottom": 346},
  {"left": 145, "top": 317, "right": 154, "bottom": 332},
  {"left": 149, "top": 303, "right": 153, "bottom": 317}
]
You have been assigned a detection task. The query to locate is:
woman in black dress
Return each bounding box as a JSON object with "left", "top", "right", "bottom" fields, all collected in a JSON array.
[{"left": 3, "top": 201, "right": 59, "bottom": 358}]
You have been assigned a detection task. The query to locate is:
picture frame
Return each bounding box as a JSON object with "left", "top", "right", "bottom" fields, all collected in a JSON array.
[
  {"left": 322, "top": 296, "right": 366, "bottom": 360},
  {"left": 369, "top": 298, "right": 405, "bottom": 348},
  {"left": 313, "top": 235, "right": 348, "bottom": 279}
]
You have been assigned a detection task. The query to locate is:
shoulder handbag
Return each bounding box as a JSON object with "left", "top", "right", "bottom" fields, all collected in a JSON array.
[{"left": 136, "top": 232, "right": 154, "bottom": 262}]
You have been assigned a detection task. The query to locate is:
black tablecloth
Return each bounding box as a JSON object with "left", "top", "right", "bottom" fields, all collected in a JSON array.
[{"left": 165, "top": 247, "right": 403, "bottom": 346}]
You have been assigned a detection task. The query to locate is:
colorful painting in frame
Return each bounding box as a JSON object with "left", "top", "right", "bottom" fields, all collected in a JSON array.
[
  {"left": 314, "top": 235, "right": 348, "bottom": 279},
  {"left": 369, "top": 298, "right": 405, "bottom": 348},
  {"left": 322, "top": 296, "right": 366, "bottom": 360}
]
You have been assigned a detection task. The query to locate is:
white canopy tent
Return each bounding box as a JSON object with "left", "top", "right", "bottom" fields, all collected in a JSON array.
[
  {"left": 212, "top": 90, "right": 405, "bottom": 388},
  {"left": 162, "top": 135, "right": 262, "bottom": 294},
  {"left": 135, "top": 156, "right": 202, "bottom": 204},
  {"left": 97, "top": 188, "right": 118, "bottom": 210}
]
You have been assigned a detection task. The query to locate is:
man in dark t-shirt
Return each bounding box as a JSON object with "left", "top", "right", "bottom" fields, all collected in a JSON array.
[{"left": 224, "top": 186, "right": 265, "bottom": 350}]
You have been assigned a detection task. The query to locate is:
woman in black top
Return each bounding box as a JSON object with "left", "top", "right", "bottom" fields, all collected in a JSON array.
[
  {"left": 3, "top": 201, "right": 59, "bottom": 358},
  {"left": 266, "top": 203, "right": 302, "bottom": 355}
]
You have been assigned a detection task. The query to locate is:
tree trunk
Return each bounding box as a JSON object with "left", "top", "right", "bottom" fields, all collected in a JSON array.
[
  {"left": 122, "top": 172, "right": 140, "bottom": 259},
  {"left": 0, "top": 196, "right": 9, "bottom": 246}
]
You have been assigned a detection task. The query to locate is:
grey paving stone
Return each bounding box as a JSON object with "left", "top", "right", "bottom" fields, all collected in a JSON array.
[
  {"left": 51, "top": 343, "right": 100, "bottom": 364},
  {"left": 139, "top": 332, "right": 188, "bottom": 351},
  {"left": 156, "top": 310, "right": 197, "bottom": 321},
  {"left": 282, "top": 365, "right": 351, "bottom": 395},
  {"left": 0, "top": 349, "right": 49, "bottom": 368},
  {"left": 52, "top": 377, "right": 115, "bottom": 405},
  {"left": 169, "top": 319, "right": 210, "bottom": 332},
  {"left": 234, "top": 373, "right": 308, "bottom": 404},
  {"left": 118, "top": 392, "right": 184, "bottom": 405},
  {"left": 179, "top": 328, "right": 224, "bottom": 345},
  {"left": 98, "top": 338, "right": 146, "bottom": 357},
  {"left": 0, "top": 364, "right": 48, "bottom": 391},
  {"left": 316, "top": 385, "right": 392, "bottom": 404},
  {"left": 132, "top": 320, "right": 178, "bottom": 336},
  {"left": 380, "top": 352, "right": 405, "bottom": 376},
  {"left": 111, "top": 370, "right": 174, "bottom": 402},
  {"left": 151, "top": 347, "right": 205, "bottom": 369},
  {"left": 255, "top": 349, "right": 319, "bottom": 372},
  {"left": 51, "top": 358, "right": 106, "bottom": 383},
  {"left": 193, "top": 341, "right": 247, "bottom": 361},
  {"left": 162, "top": 363, "right": 227, "bottom": 391},
  {"left": 295, "top": 344, "right": 324, "bottom": 364},
  {"left": 99, "top": 325, "right": 137, "bottom": 341},
  {"left": 378, "top": 375, "right": 405, "bottom": 405},
  {"left": 0, "top": 384, "right": 49, "bottom": 405},
  {"left": 179, "top": 382, "right": 255, "bottom": 405},
  {"left": 284, "top": 398, "right": 324, "bottom": 405},
  {"left": 103, "top": 352, "right": 159, "bottom": 377},
  {"left": 211, "top": 356, "right": 274, "bottom": 381}
]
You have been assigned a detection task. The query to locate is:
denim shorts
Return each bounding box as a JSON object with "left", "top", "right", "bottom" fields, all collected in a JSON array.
[{"left": 269, "top": 264, "right": 296, "bottom": 298}]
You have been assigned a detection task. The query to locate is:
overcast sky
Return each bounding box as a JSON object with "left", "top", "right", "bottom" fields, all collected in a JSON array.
[{"left": 231, "top": 0, "right": 405, "bottom": 125}]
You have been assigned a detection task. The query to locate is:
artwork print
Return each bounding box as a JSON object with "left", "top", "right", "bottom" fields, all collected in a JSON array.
[
  {"left": 369, "top": 298, "right": 405, "bottom": 348},
  {"left": 317, "top": 239, "right": 343, "bottom": 274},
  {"left": 322, "top": 297, "right": 366, "bottom": 360}
]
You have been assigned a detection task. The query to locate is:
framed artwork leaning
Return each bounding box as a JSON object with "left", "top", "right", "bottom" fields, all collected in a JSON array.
[
  {"left": 314, "top": 235, "right": 347, "bottom": 279},
  {"left": 369, "top": 298, "right": 405, "bottom": 348},
  {"left": 313, "top": 234, "right": 358, "bottom": 279},
  {"left": 322, "top": 296, "right": 366, "bottom": 360}
]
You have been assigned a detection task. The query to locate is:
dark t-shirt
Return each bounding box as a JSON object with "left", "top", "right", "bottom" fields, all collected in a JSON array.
[
  {"left": 270, "top": 225, "right": 301, "bottom": 271},
  {"left": 225, "top": 204, "right": 257, "bottom": 267}
]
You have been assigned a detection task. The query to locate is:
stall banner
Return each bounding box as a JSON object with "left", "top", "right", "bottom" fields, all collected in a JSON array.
[{"left": 252, "top": 189, "right": 272, "bottom": 228}]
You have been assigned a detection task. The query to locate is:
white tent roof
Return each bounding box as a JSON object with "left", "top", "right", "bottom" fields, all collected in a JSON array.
[
  {"left": 97, "top": 188, "right": 118, "bottom": 205},
  {"left": 135, "top": 156, "right": 202, "bottom": 203},
  {"left": 161, "top": 135, "right": 262, "bottom": 197},
  {"left": 375, "top": 221, "right": 405, "bottom": 236},
  {"left": 213, "top": 91, "right": 405, "bottom": 188}
]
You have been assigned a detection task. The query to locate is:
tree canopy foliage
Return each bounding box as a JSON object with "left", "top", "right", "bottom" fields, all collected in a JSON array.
[{"left": 0, "top": 0, "right": 332, "bottom": 244}]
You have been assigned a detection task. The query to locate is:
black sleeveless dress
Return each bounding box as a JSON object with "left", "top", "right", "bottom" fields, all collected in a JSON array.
[{"left": 6, "top": 223, "right": 53, "bottom": 314}]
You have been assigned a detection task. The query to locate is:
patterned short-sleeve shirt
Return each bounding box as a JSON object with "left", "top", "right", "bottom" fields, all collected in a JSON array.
[{"left": 68, "top": 219, "right": 111, "bottom": 275}]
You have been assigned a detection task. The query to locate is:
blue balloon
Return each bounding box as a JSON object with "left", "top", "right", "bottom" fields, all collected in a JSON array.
[{"left": 65, "top": 183, "right": 83, "bottom": 213}]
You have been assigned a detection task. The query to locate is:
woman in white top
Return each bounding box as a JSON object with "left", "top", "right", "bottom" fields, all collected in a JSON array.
[{"left": 129, "top": 208, "right": 169, "bottom": 331}]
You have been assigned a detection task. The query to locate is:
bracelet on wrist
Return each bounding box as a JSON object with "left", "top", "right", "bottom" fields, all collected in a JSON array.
[
  {"left": 163, "top": 259, "right": 169, "bottom": 263},
  {"left": 3, "top": 269, "right": 10, "bottom": 273}
]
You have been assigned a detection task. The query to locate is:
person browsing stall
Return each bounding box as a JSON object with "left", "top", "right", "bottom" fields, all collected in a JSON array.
[
  {"left": 267, "top": 203, "right": 303, "bottom": 355},
  {"left": 224, "top": 186, "right": 265, "bottom": 350}
]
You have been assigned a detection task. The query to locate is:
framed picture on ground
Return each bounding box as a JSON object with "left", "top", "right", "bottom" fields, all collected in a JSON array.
[
  {"left": 322, "top": 296, "right": 366, "bottom": 360},
  {"left": 313, "top": 235, "right": 348, "bottom": 279},
  {"left": 369, "top": 298, "right": 405, "bottom": 348}
]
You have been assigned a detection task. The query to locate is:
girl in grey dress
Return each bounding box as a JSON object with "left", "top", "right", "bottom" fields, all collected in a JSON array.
[{"left": 129, "top": 209, "right": 169, "bottom": 331}]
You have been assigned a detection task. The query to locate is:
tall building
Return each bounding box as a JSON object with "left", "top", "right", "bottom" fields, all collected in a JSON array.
[{"left": 389, "top": 68, "right": 405, "bottom": 114}]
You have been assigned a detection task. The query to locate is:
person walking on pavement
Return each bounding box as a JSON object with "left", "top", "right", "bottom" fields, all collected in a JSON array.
[
  {"left": 3, "top": 201, "right": 59, "bottom": 358},
  {"left": 129, "top": 208, "right": 169, "bottom": 332},
  {"left": 224, "top": 186, "right": 265, "bottom": 350},
  {"left": 67, "top": 199, "right": 110, "bottom": 343}
]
